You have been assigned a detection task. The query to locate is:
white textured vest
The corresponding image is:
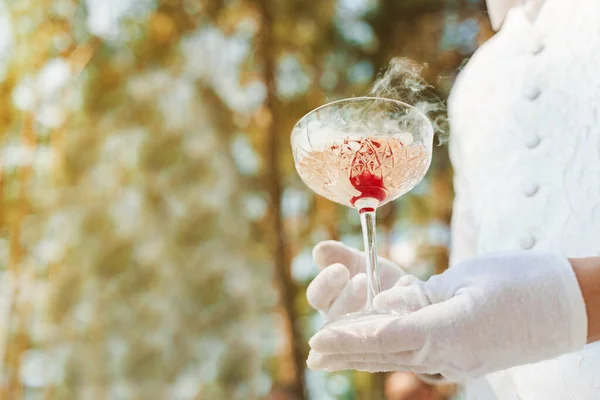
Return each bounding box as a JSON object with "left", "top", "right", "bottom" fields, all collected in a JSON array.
[{"left": 448, "top": 1, "right": 600, "bottom": 399}]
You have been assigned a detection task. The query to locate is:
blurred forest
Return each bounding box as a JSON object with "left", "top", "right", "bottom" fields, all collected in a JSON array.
[{"left": 0, "top": 0, "right": 493, "bottom": 399}]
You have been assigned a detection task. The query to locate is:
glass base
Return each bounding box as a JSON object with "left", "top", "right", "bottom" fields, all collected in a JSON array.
[
  {"left": 417, "top": 373, "right": 447, "bottom": 384},
  {"left": 320, "top": 311, "right": 445, "bottom": 383},
  {"left": 321, "top": 309, "right": 394, "bottom": 330}
]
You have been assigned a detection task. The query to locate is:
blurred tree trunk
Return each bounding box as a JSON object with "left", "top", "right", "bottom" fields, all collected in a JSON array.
[
  {"left": 256, "top": 0, "right": 306, "bottom": 398},
  {"left": 5, "top": 112, "right": 37, "bottom": 399}
]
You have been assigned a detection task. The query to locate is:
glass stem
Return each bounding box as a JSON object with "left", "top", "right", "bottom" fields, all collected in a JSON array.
[{"left": 356, "top": 198, "right": 381, "bottom": 312}]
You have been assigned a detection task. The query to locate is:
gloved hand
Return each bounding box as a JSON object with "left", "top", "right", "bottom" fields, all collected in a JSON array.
[
  {"left": 307, "top": 251, "right": 588, "bottom": 381},
  {"left": 307, "top": 240, "right": 408, "bottom": 320}
]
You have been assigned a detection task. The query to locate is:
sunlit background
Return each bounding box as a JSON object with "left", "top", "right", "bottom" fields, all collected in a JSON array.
[{"left": 0, "top": 0, "right": 493, "bottom": 399}]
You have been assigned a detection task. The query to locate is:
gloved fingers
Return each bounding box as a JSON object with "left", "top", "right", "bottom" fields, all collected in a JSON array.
[
  {"left": 379, "top": 262, "right": 407, "bottom": 290},
  {"left": 306, "top": 263, "right": 350, "bottom": 312},
  {"left": 307, "top": 349, "right": 419, "bottom": 370},
  {"left": 309, "top": 313, "right": 425, "bottom": 355},
  {"left": 327, "top": 273, "right": 368, "bottom": 319},
  {"left": 313, "top": 241, "right": 362, "bottom": 273},
  {"left": 313, "top": 241, "right": 405, "bottom": 288},
  {"left": 394, "top": 274, "right": 420, "bottom": 287},
  {"left": 309, "top": 295, "right": 468, "bottom": 355},
  {"left": 373, "top": 283, "right": 429, "bottom": 314}
]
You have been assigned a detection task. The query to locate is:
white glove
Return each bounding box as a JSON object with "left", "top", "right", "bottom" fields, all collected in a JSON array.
[
  {"left": 307, "top": 251, "right": 588, "bottom": 381},
  {"left": 307, "top": 241, "right": 408, "bottom": 320}
]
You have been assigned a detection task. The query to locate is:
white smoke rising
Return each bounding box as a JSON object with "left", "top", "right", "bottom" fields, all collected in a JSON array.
[{"left": 368, "top": 58, "right": 449, "bottom": 144}]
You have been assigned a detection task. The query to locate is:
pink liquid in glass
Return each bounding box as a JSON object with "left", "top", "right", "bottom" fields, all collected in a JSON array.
[{"left": 295, "top": 136, "right": 429, "bottom": 208}]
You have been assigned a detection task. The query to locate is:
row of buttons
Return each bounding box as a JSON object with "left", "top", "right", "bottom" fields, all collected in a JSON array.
[{"left": 520, "top": 35, "right": 545, "bottom": 250}]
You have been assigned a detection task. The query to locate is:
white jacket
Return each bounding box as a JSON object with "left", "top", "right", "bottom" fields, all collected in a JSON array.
[{"left": 449, "top": 0, "right": 600, "bottom": 398}]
